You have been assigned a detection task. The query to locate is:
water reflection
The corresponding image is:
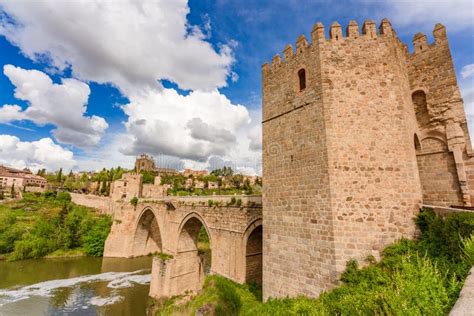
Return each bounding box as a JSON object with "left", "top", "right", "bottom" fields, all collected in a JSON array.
[{"left": 0, "top": 256, "right": 153, "bottom": 316}]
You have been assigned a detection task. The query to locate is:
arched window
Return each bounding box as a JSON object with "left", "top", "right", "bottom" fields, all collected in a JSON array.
[{"left": 298, "top": 68, "right": 306, "bottom": 91}]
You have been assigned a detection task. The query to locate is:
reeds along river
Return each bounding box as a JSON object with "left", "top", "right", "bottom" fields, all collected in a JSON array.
[{"left": 0, "top": 256, "right": 153, "bottom": 316}]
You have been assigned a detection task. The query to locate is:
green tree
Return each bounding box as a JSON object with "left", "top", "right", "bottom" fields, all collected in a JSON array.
[
  {"left": 10, "top": 184, "right": 15, "bottom": 197},
  {"left": 57, "top": 168, "right": 63, "bottom": 184},
  {"left": 100, "top": 179, "right": 107, "bottom": 195}
]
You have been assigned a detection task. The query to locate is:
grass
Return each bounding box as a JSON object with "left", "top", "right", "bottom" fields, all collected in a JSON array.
[
  {"left": 45, "top": 248, "right": 86, "bottom": 258},
  {"left": 153, "top": 252, "right": 174, "bottom": 261},
  {"left": 153, "top": 208, "right": 474, "bottom": 315}
]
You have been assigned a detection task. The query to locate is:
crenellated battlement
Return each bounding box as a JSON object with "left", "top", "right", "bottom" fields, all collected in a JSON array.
[{"left": 262, "top": 19, "right": 448, "bottom": 75}]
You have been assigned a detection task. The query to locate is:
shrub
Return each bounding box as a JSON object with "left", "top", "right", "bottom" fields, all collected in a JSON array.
[
  {"left": 83, "top": 216, "right": 112, "bottom": 256},
  {"left": 130, "top": 196, "right": 138, "bottom": 207},
  {"left": 56, "top": 191, "right": 72, "bottom": 203}
]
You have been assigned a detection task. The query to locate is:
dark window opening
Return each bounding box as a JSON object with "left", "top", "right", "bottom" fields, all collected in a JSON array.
[
  {"left": 414, "top": 134, "right": 421, "bottom": 154},
  {"left": 298, "top": 69, "right": 306, "bottom": 91}
]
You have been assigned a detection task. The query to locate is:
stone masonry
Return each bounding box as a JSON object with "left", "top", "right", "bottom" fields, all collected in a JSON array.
[
  {"left": 103, "top": 195, "right": 262, "bottom": 298},
  {"left": 262, "top": 19, "right": 473, "bottom": 299}
]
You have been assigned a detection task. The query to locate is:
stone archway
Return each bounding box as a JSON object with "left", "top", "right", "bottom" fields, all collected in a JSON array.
[
  {"left": 132, "top": 208, "right": 162, "bottom": 257},
  {"left": 175, "top": 213, "right": 211, "bottom": 294},
  {"left": 244, "top": 221, "right": 263, "bottom": 285}
]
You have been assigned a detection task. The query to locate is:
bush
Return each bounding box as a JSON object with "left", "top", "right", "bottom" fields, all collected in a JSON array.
[
  {"left": 130, "top": 196, "right": 138, "bottom": 207},
  {"left": 56, "top": 191, "right": 72, "bottom": 203},
  {"left": 3, "top": 195, "right": 113, "bottom": 261},
  {"left": 83, "top": 216, "right": 112, "bottom": 256}
]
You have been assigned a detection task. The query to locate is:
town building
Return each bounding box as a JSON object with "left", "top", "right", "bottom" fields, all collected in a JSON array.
[{"left": 0, "top": 165, "right": 47, "bottom": 191}]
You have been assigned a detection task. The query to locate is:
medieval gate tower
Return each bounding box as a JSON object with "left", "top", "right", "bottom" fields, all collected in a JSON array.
[{"left": 262, "top": 19, "right": 473, "bottom": 299}]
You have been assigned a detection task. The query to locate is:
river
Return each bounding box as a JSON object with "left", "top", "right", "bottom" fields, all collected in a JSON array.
[{"left": 0, "top": 256, "right": 153, "bottom": 316}]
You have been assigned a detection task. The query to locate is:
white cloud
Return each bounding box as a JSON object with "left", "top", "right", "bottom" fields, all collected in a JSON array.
[
  {"left": 462, "top": 64, "right": 474, "bottom": 79},
  {"left": 0, "top": 135, "right": 76, "bottom": 171},
  {"left": 248, "top": 124, "right": 262, "bottom": 151},
  {"left": 0, "top": 65, "right": 108, "bottom": 147},
  {"left": 121, "top": 88, "right": 250, "bottom": 162},
  {"left": 0, "top": 104, "right": 24, "bottom": 123},
  {"left": 0, "top": 0, "right": 234, "bottom": 94},
  {"left": 0, "top": 0, "right": 262, "bottom": 171},
  {"left": 378, "top": 0, "right": 474, "bottom": 33}
]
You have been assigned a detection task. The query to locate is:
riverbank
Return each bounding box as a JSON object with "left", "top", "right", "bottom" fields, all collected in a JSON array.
[
  {"left": 0, "top": 191, "right": 111, "bottom": 261},
  {"left": 153, "top": 208, "right": 474, "bottom": 315}
]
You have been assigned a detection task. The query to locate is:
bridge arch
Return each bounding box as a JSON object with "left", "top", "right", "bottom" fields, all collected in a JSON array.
[
  {"left": 132, "top": 207, "right": 162, "bottom": 257},
  {"left": 243, "top": 219, "right": 263, "bottom": 285},
  {"left": 175, "top": 212, "right": 212, "bottom": 293}
]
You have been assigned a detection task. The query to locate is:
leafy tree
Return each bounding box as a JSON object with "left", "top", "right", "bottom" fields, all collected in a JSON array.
[
  {"left": 83, "top": 216, "right": 112, "bottom": 256},
  {"left": 36, "top": 168, "right": 46, "bottom": 176},
  {"left": 140, "top": 170, "right": 156, "bottom": 184},
  {"left": 57, "top": 168, "right": 63, "bottom": 184},
  {"left": 211, "top": 166, "right": 233, "bottom": 177},
  {"left": 100, "top": 179, "right": 107, "bottom": 195}
]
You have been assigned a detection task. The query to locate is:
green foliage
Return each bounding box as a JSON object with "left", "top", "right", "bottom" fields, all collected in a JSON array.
[
  {"left": 0, "top": 192, "right": 112, "bottom": 260},
  {"left": 153, "top": 252, "right": 174, "bottom": 261},
  {"left": 210, "top": 166, "right": 233, "bottom": 177},
  {"left": 83, "top": 216, "right": 112, "bottom": 256},
  {"left": 57, "top": 168, "right": 63, "bottom": 183},
  {"left": 0, "top": 215, "right": 24, "bottom": 253},
  {"left": 461, "top": 234, "right": 474, "bottom": 266},
  {"left": 56, "top": 191, "right": 72, "bottom": 203},
  {"left": 140, "top": 170, "right": 156, "bottom": 184},
  {"left": 130, "top": 196, "right": 138, "bottom": 207}
]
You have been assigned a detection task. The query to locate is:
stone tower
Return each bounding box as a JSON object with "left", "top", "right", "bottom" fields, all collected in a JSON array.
[
  {"left": 135, "top": 154, "right": 156, "bottom": 173},
  {"left": 262, "top": 19, "right": 472, "bottom": 299}
]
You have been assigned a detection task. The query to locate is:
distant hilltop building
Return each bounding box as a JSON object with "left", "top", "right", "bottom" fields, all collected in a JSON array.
[
  {"left": 182, "top": 168, "right": 209, "bottom": 177},
  {"left": 262, "top": 19, "right": 474, "bottom": 299},
  {"left": 134, "top": 154, "right": 178, "bottom": 175},
  {"left": 135, "top": 154, "right": 156, "bottom": 173},
  {"left": 0, "top": 165, "right": 47, "bottom": 191}
]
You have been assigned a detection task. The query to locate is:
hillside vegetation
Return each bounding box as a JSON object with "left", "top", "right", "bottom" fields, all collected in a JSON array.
[
  {"left": 0, "top": 192, "right": 112, "bottom": 261},
  {"left": 154, "top": 208, "right": 474, "bottom": 315}
]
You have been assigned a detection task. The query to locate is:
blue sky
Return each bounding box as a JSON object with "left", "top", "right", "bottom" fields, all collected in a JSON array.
[{"left": 0, "top": 0, "right": 473, "bottom": 173}]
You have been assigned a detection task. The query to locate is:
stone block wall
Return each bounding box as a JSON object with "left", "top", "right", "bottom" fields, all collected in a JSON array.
[
  {"left": 70, "top": 193, "right": 114, "bottom": 215},
  {"left": 262, "top": 19, "right": 429, "bottom": 299},
  {"left": 262, "top": 27, "right": 336, "bottom": 298}
]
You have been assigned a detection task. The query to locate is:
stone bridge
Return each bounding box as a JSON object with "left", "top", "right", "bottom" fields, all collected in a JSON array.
[{"left": 103, "top": 195, "right": 262, "bottom": 298}]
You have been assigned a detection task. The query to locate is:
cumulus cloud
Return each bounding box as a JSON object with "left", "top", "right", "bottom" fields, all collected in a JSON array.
[
  {"left": 121, "top": 89, "right": 250, "bottom": 162},
  {"left": 0, "top": 0, "right": 261, "bottom": 170},
  {"left": 0, "top": 135, "right": 75, "bottom": 171},
  {"left": 247, "top": 125, "right": 262, "bottom": 151},
  {"left": 378, "top": 0, "right": 474, "bottom": 32},
  {"left": 462, "top": 64, "right": 474, "bottom": 79},
  {"left": 0, "top": 0, "right": 234, "bottom": 94},
  {"left": 0, "top": 104, "right": 24, "bottom": 123},
  {"left": 0, "top": 65, "right": 108, "bottom": 147}
]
